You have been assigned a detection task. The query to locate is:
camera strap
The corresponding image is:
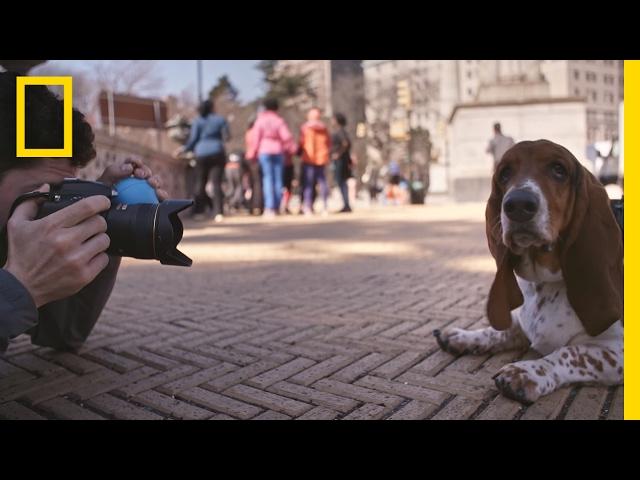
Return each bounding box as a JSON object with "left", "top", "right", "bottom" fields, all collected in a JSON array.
[{"left": 8, "top": 191, "right": 51, "bottom": 219}]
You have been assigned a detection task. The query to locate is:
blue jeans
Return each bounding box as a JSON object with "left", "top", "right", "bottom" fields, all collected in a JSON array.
[
  {"left": 303, "top": 164, "right": 328, "bottom": 211},
  {"left": 259, "top": 153, "right": 284, "bottom": 211}
]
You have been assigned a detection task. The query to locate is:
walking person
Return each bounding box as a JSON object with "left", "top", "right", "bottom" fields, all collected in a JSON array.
[
  {"left": 281, "top": 150, "right": 295, "bottom": 214},
  {"left": 247, "top": 98, "right": 296, "bottom": 218},
  {"left": 330, "top": 112, "right": 352, "bottom": 213},
  {"left": 299, "top": 107, "right": 331, "bottom": 216},
  {"left": 244, "top": 117, "right": 264, "bottom": 215},
  {"left": 486, "top": 122, "right": 515, "bottom": 169},
  {"left": 178, "top": 99, "right": 230, "bottom": 222},
  {"left": 225, "top": 151, "right": 244, "bottom": 213}
]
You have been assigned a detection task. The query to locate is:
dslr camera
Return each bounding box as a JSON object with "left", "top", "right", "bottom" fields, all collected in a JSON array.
[{"left": 9, "top": 178, "right": 193, "bottom": 267}]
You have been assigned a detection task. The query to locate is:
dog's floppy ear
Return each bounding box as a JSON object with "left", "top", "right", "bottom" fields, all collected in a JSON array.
[
  {"left": 560, "top": 160, "right": 623, "bottom": 336},
  {"left": 485, "top": 174, "right": 524, "bottom": 330}
]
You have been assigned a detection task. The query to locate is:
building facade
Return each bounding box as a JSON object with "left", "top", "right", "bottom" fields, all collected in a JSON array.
[
  {"left": 362, "top": 60, "right": 623, "bottom": 199},
  {"left": 541, "top": 60, "right": 623, "bottom": 142}
]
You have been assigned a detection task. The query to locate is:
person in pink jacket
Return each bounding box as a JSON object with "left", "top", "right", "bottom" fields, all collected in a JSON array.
[{"left": 247, "top": 98, "right": 296, "bottom": 217}]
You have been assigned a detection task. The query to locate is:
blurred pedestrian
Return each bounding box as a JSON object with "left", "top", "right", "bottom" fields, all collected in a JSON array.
[
  {"left": 281, "top": 150, "right": 295, "bottom": 214},
  {"left": 486, "top": 122, "right": 514, "bottom": 169},
  {"left": 247, "top": 98, "right": 296, "bottom": 218},
  {"left": 385, "top": 160, "right": 405, "bottom": 205},
  {"left": 299, "top": 107, "right": 331, "bottom": 216},
  {"left": 225, "top": 151, "right": 244, "bottom": 212},
  {"left": 179, "top": 99, "right": 230, "bottom": 222},
  {"left": 244, "top": 117, "right": 264, "bottom": 215},
  {"left": 330, "top": 112, "right": 352, "bottom": 213}
]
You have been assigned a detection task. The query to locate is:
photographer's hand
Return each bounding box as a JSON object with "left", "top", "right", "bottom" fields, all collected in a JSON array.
[
  {"left": 3, "top": 187, "right": 112, "bottom": 308},
  {"left": 98, "top": 158, "right": 169, "bottom": 201}
]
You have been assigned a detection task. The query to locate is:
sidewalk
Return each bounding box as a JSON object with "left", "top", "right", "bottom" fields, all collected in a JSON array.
[{"left": 0, "top": 202, "right": 622, "bottom": 420}]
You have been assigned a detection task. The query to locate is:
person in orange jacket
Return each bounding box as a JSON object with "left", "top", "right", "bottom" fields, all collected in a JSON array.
[{"left": 298, "top": 107, "right": 331, "bottom": 215}]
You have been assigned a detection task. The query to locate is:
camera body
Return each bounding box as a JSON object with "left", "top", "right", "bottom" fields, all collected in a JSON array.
[{"left": 13, "top": 179, "right": 193, "bottom": 267}]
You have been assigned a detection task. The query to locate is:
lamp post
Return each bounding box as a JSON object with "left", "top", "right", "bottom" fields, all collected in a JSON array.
[{"left": 197, "top": 60, "right": 203, "bottom": 103}]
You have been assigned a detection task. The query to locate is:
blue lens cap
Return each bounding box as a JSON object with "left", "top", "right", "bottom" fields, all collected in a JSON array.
[{"left": 113, "top": 177, "right": 159, "bottom": 205}]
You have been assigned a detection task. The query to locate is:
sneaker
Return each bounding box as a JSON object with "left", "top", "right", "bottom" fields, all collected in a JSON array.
[
  {"left": 263, "top": 209, "right": 276, "bottom": 218},
  {"left": 214, "top": 214, "right": 224, "bottom": 223},
  {"left": 338, "top": 206, "right": 352, "bottom": 213}
]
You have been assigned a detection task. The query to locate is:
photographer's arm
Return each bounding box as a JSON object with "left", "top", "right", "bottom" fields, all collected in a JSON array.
[
  {"left": 29, "top": 159, "right": 170, "bottom": 350},
  {"left": 31, "top": 160, "right": 168, "bottom": 350},
  {"left": 1, "top": 193, "right": 110, "bottom": 353},
  {"left": 0, "top": 268, "right": 38, "bottom": 353}
]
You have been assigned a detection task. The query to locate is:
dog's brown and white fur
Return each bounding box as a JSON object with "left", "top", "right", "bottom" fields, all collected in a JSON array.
[{"left": 434, "top": 140, "right": 623, "bottom": 405}]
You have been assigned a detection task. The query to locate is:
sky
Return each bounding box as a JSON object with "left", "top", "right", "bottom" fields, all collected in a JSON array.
[{"left": 45, "top": 60, "right": 265, "bottom": 104}]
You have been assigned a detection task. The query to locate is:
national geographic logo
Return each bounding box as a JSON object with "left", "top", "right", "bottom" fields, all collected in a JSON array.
[{"left": 16, "top": 76, "right": 72, "bottom": 157}]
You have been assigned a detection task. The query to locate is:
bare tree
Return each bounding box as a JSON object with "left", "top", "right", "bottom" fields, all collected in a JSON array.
[
  {"left": 93, "top": 60, "right": 164, "bottom": 97},
  {"left": 30, "top": 63, "right": 98, "bottom": 121}
]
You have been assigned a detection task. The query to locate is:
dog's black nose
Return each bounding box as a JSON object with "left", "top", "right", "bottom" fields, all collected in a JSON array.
[{"left": 504, "top": 189, "right": 539, "bottom": 222}]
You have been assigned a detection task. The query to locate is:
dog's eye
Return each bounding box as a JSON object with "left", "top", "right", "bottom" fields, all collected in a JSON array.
[
  {"left": 499, "top": 167, "right": 512, "bottom": 184},
  {"left": 551, "top": 162, "right": 568, "bottom": 181}
]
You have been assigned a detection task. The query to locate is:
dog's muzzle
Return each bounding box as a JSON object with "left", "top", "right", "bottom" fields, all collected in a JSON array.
[{"left": 503, "top": 189, "right": 539, "bottom": 223}]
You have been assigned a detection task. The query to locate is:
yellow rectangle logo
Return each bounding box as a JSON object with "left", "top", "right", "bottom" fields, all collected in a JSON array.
[{"left": 16, "top": 76, "right": 73, "bottom": 157}]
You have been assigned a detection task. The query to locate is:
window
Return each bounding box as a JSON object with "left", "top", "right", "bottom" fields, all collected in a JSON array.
[
  {"left": 574, "top": 70, "right": 580, "bottom": 80},
  {"left": 467, "top": 70, "right": 472, "bottom": 79},
  {"left": 574, "top": 88, "right": 581, "bottom": 96},
  {"left": 591, "top": 90, "right": 597, "bottom": 101},
  {"left": 586, "top": 72, "right": 597, "bottom": 82},
  {"left": 467, "top": 88, "right": 473, "bottom": 96}
]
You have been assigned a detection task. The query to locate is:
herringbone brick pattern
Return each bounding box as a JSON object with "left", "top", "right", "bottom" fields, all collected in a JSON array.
[{"left": 0, "top": 203, "right": 623, "bottom": 420}]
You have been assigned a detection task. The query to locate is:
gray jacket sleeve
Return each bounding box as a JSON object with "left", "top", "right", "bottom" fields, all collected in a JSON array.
[{"left": 0, "top": 269, "right": 39, "bottom": 353}]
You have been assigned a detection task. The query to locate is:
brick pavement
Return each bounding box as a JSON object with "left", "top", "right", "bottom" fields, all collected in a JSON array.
[{"left": 0, "top": 203, "right": 623, "bottom": 420}]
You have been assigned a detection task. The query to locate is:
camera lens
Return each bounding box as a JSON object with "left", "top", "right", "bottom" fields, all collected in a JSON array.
[
  {"left": 153, "top": 200, "right": 193, "bottom": 266},
  {"left": 105, "top": 200, "right": 193, "bottom": 267},
  {"left": 28, "top": 180, "right": 193, "bottom": 267}
]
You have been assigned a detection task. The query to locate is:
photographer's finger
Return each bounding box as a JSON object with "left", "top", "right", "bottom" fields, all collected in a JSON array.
[
  {"left": 156, "top": 189, "right": 169, "bottom": 201},
  {"left": 148, "top": 175, "right": 162, "bottom": 187},
  {"left": 123, "top": 157, "right": 145, "bottom": 169},
  {"left": 50, "top": 196, "right": 111, "bottom": 228},
  {"left": 110, "top": 163, "right": 134, "bottom": 183},
  {"left": 84, "top": 252, "right": 110, "bottom": 284},
  {"left": 9, "top": 184, "right": 50, "bottom": 222},
  {"left": 69, "top": 214, "right": 108, "bottom": 243},
  {"left": 133, "top": 164, "right": 152, "bottom": 179},
  {"left": 78, "top": 233, "right": 111, "bottom": 260},
  {"left": 123, "top": 157, "right": 151, "bottom": 178}
]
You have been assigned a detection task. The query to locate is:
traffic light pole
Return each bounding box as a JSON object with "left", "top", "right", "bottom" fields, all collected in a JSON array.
[
  {"left": 407, "top": 107, "right": 412, "bottom": 167},
  {"left": 197, "top": 60, "right": 203, "bottom": 103}
]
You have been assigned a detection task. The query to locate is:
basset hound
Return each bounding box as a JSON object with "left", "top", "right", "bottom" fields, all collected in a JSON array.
[{"left": 433, "top": 139, "right": 624, "bottom": 405}]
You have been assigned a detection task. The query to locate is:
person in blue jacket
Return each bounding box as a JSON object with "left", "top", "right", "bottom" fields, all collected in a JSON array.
[{"left": 180, "top": 99, "right": 231, "bottom": 222}]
